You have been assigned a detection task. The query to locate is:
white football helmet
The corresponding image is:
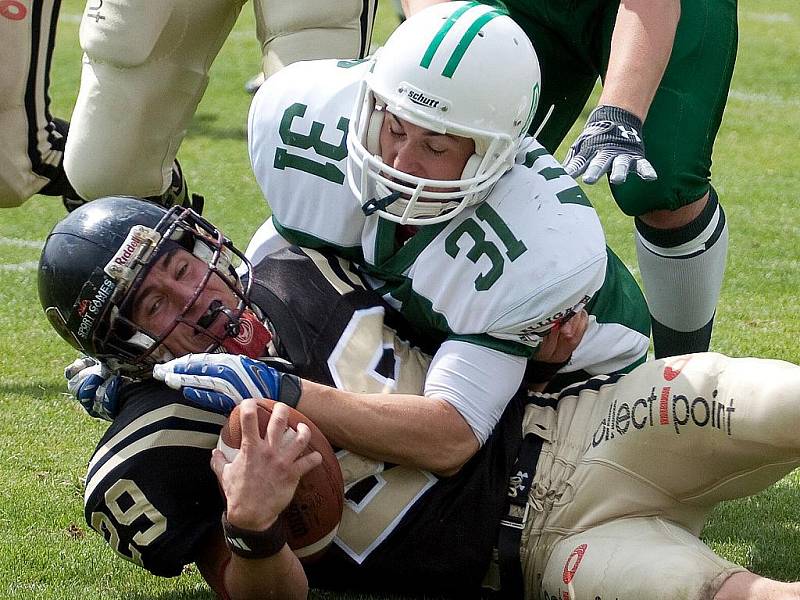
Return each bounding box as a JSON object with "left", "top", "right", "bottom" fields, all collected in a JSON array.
[{"left": 347, "top": 1, "right": 541, "bottom": 225}]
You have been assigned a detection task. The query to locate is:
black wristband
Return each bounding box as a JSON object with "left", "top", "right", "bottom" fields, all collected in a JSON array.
[
  {"left": 276, "top": 373, "right": 302, "bottom": 409},
  {"left": 221, "top": 512, "right": 287, "bottom": 559},
  {"left": 524, "top": 356, "right": 571, "bottom": 385}
]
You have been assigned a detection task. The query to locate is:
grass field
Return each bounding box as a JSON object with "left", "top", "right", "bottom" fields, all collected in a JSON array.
[{"left": 1, "top": 1, "right": 798, "bottom": 598}]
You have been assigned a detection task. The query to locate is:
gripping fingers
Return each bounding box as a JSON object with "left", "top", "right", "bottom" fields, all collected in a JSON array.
[
  {"left": 182, "top": 387, "right": 237, "bottom": 414},
  {"left": 635, "top": 158, "right": 658, "bottom": 181},
  {"left": 583, "top": 150, "right": 615, "bottom": 184},
  {"left": 164, "top": 371, "right": 245, "bottom": 401},
  {"left": 557, "top": 309, "right": 588, "bottom": 355},
  {"left": 295, "top": 450, "right": 323, "bottom": 478},
  {"left": 609, "top": 154, "right": 633, "bottom": 185},
  {"left": 210, "top": 448, "right": 231, "bottom": 480},
  {"left": 64, "top": 356, "right": 99, "bottom": 380},
  {"left": 563, "top": 158, "right": 587, "bottom": 179},
  {"left": 70, "top": 371, "right": 103, "bottom": 397},
  {"left": 283, "top": 422, "right": 321, "bottom": 477},
  {"left": 266, "top": 402, "right": 290, "bottom": 449},
  {"left": 238, "top": 399, "right": 264, "bottom": 450},
  {"left": 608, "top": 156, "right": 657, "bottom": 184}
]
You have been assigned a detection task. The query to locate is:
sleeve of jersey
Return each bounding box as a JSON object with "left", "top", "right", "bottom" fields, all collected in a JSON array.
[
  {"left": 488, "top": 247, "right": 607, "bottom": 347},
  {"left": 423, "top": 339, "right": 526, "bottom": 446},
  {"left": 243, "top": 216, "right": 292, "bottom": 270},
  {"left": 246, "top": 59, "right": 367, "bottom": 255},
  {"left": 83, "top": 384, "right": 227, "bottom": 577}
]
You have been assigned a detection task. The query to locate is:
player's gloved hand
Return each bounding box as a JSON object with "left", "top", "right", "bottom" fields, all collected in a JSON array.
[
  {"left": 563, "top": 105, "right": 657, "bottom": 185},
  {"left": 64, "top": 356, "right": 122, "bottom": 421},
  {"left": 152, "top": 354, "right": 301, "bottom": 416}
]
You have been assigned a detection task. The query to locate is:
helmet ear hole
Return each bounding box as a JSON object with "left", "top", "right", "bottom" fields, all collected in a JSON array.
[
  {"left": 366, "top": 108, "right": 384, "bottom": 156},
  {"left": 461, "top": 154, "right": 483, "bottom": 180}
]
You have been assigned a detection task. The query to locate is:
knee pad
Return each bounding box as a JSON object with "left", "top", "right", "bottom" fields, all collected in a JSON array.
[
  {"left": 78, "top": 0, "right": 177, "bottom": 68},
  {"left": 65, "top": 0, "right": 244, "bottom": 199},
  {"left": 254, "top": 0, "right": 376, "bottom": 77}
]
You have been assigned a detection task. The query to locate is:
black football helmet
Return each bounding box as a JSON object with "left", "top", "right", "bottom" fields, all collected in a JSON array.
[{"left": 38, "top": 196, "right": 252, "bottom": 374}]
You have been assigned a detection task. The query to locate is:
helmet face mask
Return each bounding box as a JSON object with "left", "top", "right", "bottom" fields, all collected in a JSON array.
[
  {"left": 39, "top": 197, "right": 253, "bottom": 375},
  {"left": 347, "top": 1, "right": 541, "bottom": 225}
]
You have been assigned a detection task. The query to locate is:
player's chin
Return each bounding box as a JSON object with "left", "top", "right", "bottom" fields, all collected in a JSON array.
[{"left": 168, "top": 332, "right": 220, "bottom": 358}]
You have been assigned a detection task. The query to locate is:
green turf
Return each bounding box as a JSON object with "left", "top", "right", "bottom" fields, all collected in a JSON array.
[{"left": 0, "top": 1, "right": 798, "bottom": 597}]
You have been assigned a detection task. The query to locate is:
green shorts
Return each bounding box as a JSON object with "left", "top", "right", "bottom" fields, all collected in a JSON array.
[{"left": 495, "top": 0, "right": 738, "bottom": 215}]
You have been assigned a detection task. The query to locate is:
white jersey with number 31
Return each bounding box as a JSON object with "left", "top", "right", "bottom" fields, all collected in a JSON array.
[{"left": 248, "top": 58, "right": 650, "bottom": 378}]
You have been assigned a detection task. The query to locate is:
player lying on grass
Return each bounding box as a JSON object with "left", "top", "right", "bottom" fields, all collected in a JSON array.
[{"left": 40, "top": 197, "right": 800, "bottom": 599}]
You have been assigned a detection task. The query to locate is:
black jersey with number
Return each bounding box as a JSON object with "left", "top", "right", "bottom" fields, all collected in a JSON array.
[
  {"left": 306, "top": 398, "right": 525, "bottom": 597},
  {"left": 84, "top": 246, "right": 526, "bottom": 593}
]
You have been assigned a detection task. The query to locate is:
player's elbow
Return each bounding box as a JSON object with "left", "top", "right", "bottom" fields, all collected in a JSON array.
[
  {"left": 427, "top": 400, "right": 480, "bottom": 476},
  {"left": 431, "top": 437, "right": 479, "bottom": 477}
]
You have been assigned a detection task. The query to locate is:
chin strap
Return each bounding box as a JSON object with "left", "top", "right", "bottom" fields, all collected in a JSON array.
[
  {"left": 362, "top": 191, "right": 401, "bottom": 216},
  {"left": 220, "top": 308, "right": 274, "bottom": 358}
]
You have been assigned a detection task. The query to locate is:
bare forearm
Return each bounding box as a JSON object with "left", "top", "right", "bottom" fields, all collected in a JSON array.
[
  {"left": 223, "top": 549, "right": 308, "bottom": 600},
  {"left": 297, "top": 380, "right": 478, "bottom": 475},
  {"left": 197, "top": 531, "right": 308, "bottom": 600},
  {"left": 402, "top": 0, "right": 448, "bottom": 17},
  {"left": 599, "top": 0, "right": 680, "bottom": 120}
]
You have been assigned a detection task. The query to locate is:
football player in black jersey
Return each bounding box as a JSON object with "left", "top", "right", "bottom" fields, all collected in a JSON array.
[{"left": 39, "top": 197, "right": 800, "bottom": 600}]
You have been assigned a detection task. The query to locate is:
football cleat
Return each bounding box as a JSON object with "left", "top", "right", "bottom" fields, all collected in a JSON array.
[
  {"left": 244, "top": 72, "right": 265, "bottom": 95},
  {"left": 145, "top": 159, "right": 205, "bottom": 214}
]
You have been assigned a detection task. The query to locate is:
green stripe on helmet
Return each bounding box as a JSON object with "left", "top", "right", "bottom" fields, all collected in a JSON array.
[
  {"left": 441, "top": 9, "right": 504, "bottom": 78},
  {"left": 419, "top": 2, "right": 476, "bottom": 69}
]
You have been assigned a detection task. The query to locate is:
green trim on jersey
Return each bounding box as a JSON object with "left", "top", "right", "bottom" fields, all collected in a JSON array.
[
  {"left": 373, "top": 219, "right": 396, "bottom": 266},
  {"left": 620, "top": 352, "right": 647, "bottom": 374},
  {"left": 449, "top": 333, "right": 533, "bottom": 357},
  {"left": 371, "top": 221, "right": 449, "bottom": 275},
  {"left": 420, "top": 2, "right": 507, "bottom": 78},
  {"left": 369, "top": 272, "right": 534, "bottom": 358},
  {"left": 521, "top": 147, "right": 593, "bottom": 207},
  {"left": 362, "top": 221, "right": 534, "bottom": 358},
  {"left": 273, "top": 219, "right": 365, "bottom": 264},
  {"left": 585, "top": 248, "right": 651, "bottom": 337}
]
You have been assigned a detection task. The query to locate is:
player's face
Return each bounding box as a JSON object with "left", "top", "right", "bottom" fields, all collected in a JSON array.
[
  {"left": 379, "top": 112, "right": 474, "bottom": 186},
  {"left": 130, "top": 247, "right": 239, "bottom": 357}
]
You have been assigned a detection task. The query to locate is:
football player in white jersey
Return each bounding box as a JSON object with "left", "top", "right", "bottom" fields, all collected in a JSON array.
[
  {"left": 63, "top": 0, "right": 377, "bottom": 202},
  {"left": 247, "top": 1, "right": 650, "bottom": 463}
]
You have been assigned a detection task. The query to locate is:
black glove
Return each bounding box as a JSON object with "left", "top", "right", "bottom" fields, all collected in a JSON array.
[{"left": 563, "top": 105, "right": 657, "bottom": 185}]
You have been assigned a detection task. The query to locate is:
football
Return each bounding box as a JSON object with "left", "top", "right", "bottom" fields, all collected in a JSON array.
[{"left": 217, "top": 399, "right": 344, "bottom": 562}]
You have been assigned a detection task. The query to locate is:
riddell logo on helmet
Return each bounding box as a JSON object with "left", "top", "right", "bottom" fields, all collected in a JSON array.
[
  {"left": 233, "top": 317, "right": 253, "bottom": 344},
  {"left": 111, "top": 227, "right": 149, "bottom": 270},
  {"left": 517, "top": 296, "right": 590, "bottom": 342}
]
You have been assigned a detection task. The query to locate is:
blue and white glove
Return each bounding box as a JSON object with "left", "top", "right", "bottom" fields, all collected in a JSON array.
[
  {"left": 152, "top": 353, "right": 302, "bottom": 416},
  {"left": 64, "top": 356, "right": 122, "bottom": 421},
  {"left": 563, "top": 105, "right": 658, "bottom": 185}
]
